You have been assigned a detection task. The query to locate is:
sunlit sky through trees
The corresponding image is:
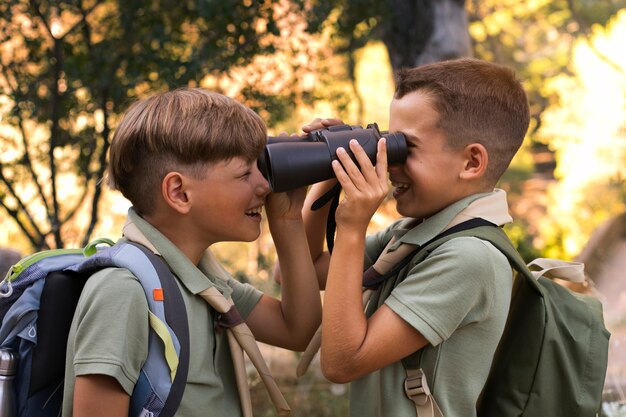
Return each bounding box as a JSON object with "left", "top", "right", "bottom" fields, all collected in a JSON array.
[
  {"left": 0, "top": 1, "right": 625, "bottom": 264},
  {"left": 538, "top": 9, "right": 626, "bottom": 258}
]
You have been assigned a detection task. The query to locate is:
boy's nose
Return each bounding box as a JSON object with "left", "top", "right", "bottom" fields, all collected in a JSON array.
[
  {"left": 253, "top": 165, "right": 271, "bottom": 195},
  {"left": 259, "top": 179, "right": 271, "bottom": 196}
]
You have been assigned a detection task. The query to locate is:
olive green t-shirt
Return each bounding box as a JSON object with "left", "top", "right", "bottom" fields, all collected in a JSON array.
[
  {"left": 350, "top": 192, "right": 514, "bottom": 417},
  {"left": 62, "top": 209, "right": 263, "bottom": 417}
]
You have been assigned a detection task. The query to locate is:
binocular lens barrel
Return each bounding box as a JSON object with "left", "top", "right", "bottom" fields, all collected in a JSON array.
[{"left": 258, "top": 124, "right": 407, "bottom": 192}]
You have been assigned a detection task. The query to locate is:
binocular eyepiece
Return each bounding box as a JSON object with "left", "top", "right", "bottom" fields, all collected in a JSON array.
[{"left": 257, "top": 123, "right": 407, "bottom": 192}]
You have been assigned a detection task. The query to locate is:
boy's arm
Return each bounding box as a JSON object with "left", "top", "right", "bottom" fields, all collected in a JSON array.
[
  {"left": 300, "top": 118, "right": 343, "bottom": 288},
  {"left": 300, "top": 179, "right": 336, "bottom": 289},
  {"left": 73, "top": 375, "right": 130, "bottom": 417},
  {"left": 245, "top": 185, "right": 322, "bottom": 351},
  {"left": 273, "top": 117, "right": 344, "bottom": 289},
  {"left": 272, "top": 178, "right": 335, "bottom": 289},
  {"left": 319, "top": 139, "right": 429, "bottom": 383}
]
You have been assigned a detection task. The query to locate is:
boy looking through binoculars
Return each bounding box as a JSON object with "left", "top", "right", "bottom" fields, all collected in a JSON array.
[
  {"left": 279, "top": 58, "right": 530, "bottom": 417},
  {"left": 63, "top": 88, "right": 322, "bottom": 417}
]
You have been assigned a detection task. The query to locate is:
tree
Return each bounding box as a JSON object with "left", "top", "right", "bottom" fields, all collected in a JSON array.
[
  {"left": 306, "top": 0, "right": 472, "bottom": 75},
  {"left": 466, "top": 0, "right": 626, "bottom": 258},
  {"left": 468, "top": 0, "right": 626, "bottom": 140},
  {"left": 0, "top": 0, "right": 291, "bottom": 250},
  {"left": 536, "top": 10, "right": 626, "bottom": 258},
  {"left": 298, "top": 0, "right": 472, "bottom": 129}
]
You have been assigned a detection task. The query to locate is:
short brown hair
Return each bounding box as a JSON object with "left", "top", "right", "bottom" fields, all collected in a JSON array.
[
  {"left": 395, "top": 58, "right": 529, "bottom": 185},
  {"left": 107, "top": 88, "right": 267, "bottom": 215}
]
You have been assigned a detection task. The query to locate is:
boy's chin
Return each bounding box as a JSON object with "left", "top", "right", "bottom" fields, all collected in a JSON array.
[
  {"left": 223, "top": 227, "right": 261, "bottom": 243},
  {"left": 394, "top": 201, "right": 415, "bottom": 218},
  {"left": 395, "top": 203, "right": 437, "bottom": 221},
  {"left": 243, "top": 229, "right": 262, "bottom": 242}
]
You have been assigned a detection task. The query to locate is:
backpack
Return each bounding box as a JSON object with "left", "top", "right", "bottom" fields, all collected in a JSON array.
[
  {"left": 397, "top": 221, "right": 610, "bottom": 417},
  {"left": 0, "top": 239, "right": 190, "bottom": 417},
  {"left": 297, "top": 218, "right": 610, "bottom": 416}
]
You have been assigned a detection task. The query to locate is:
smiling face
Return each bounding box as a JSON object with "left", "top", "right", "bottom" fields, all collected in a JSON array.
[
  {"left": 388, "top": 91, "right": 469, "bottom": 220},
  {"left": 186, "top": 156, "right": 271, "bottom": 246}
]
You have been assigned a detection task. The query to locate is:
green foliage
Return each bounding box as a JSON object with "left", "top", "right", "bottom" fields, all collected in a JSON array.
[
  {"left": 574, "top": 0, "right": 626, "bottom": 27},
  {"left": 541, "top": 177, "right": 626, "bottom": 260},
  {"left": 0, "top": 0, "right": 300, "bottom": 249},
  {"left": 308, "top": 0, "right": 388, "bottom": 51},
  {"left": 308, "top": 0, "right": 381, "bottom": 35},
  {"left": 469, "top": 0, "right": 626, "bottom": 258},
  {"left": 504, "top": 222, "right": 542, "bottom": 263},
  {"left": 468, "top": 0, "right": 626, "bottom": 139}
]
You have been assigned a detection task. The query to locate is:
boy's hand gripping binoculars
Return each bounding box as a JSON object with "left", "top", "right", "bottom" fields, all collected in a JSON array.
[{"left": 258, "top": 123, "right": 407, "bottom": 192}]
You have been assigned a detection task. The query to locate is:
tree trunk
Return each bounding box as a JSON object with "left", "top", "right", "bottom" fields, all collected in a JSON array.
[{"left": 382, "top": 0, "right": 472, "bottom": 75}]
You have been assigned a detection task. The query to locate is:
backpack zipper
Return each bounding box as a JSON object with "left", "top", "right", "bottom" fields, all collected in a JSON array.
[{"left": 6, "top": 249, "right": 84, "bottom": 282}]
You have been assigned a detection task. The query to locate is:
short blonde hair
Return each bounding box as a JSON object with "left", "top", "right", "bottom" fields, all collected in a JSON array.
[{"left": 107, "top": 88, "right": 267, "bottom": 215}]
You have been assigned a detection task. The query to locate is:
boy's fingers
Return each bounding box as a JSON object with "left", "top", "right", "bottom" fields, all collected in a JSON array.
[
  {"left": 375, "top": 138, "right": 388, "bottom": 182},
  {"left": 333, "top": 147, "right": 365, "bottom": 193},
  {"left": 302, "top": 118, "right": 344, "bottom": 133},
  {"left": 321, "top": 118, "right": 344, "bottom": 126},
  {"left": 335, "top": 145, "right": 366, "bottom": 186},
  {"left": 344, "top": 140, "right": 388, "bottom": 198},
  {"left": 331, "top": 158, "right": 356, "bottom": 194},
  {"left": 301, "top": 118, "right": 322, "bottom": 133},
  {"left": 348, "top": 140, "right": 378, "bottom": 183}
]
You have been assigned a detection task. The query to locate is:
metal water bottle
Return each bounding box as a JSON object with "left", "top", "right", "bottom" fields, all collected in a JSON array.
[{"left": 0, "top": 348, "right": 16, "bottom": 417}]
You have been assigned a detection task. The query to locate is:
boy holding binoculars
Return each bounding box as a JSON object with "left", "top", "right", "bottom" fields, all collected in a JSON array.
[
  {"left": 296, "top": 58, "right": 530, "bottom": 417},
  {"left": 62, "top": 88, "right": 322, "bottom": 417}
]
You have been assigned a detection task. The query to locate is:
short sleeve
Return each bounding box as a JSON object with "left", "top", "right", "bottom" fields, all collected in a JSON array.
[
  {"left": 385, "top": 237, "right": 499, "bottom": 346},
  {"left": 69, "top": 267, "right": 149, "bottom": 395},
  {"left": 364, "top": 227, "right": 395, "bottom": 269},
  {"left": 227, "top": 278, "right": 263, "bottom": 319}
]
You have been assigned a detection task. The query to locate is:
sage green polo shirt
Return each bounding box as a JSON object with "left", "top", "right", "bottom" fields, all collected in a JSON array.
[
  {"left": 351, "top": 191, "right": 514, "bottom": 417},
  {"left": 62, "top": 209, "right": 263, "bottom": 417}
]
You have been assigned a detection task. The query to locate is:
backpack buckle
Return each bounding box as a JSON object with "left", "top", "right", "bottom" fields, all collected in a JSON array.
[{"left": 404, "top": 368, "right": 430, "bottom": 405}]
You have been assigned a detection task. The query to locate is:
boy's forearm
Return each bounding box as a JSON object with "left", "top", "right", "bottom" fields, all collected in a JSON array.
[
  {"left": 302, "top": 180, "right": 337, "bottom": 288},
  {"left": 303, "top": 198, "right": 329, "bottom": 262},
  {"left": 320, "top": 225, "right": 369, "bottom": 378},
  {"left": 270, "top": 218, "right": 322, "bottom": 348}
]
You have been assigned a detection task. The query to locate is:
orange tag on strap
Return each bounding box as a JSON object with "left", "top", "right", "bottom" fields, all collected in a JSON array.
[{"left": 153, "top": 288, "right": 164, "bottom": 301}]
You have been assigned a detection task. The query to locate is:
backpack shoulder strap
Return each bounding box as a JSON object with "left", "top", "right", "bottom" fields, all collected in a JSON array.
[
  {"left": 125, "top": 242, "right": 190, "bottom": 417},
  {"left": 367, "top": 218, "right": 499, "bottom": 290},
  {"left": 398, "top": 224, "right": 522, "bottom": 361},
  {"left": 398, "top": 221, "right": 518, "bottom": 417},
  {"left": 70, "top": 241, "right": 190, "bottom": 417},
  {"left": 401, "top": 223, "right": 536, "bottom": 291}
]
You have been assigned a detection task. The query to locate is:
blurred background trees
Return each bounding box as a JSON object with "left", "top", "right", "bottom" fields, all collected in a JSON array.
[
  {"left": 468, "top": 0, "right": 626, "bottom": 259},
  {"left": 1, "top": 0, "right": 625, "bottom": 259},
  {"left": 0, "top": 0, "right": 305, "bottom": 249},
  {"left": 3, "top": 0, "right": 626, "bottom": 414}
]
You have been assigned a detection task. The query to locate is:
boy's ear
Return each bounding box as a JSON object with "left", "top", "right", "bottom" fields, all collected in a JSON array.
[
  {"left": 459, "top": 143, "right": 488, "bottom": 180},
  {"left": 161, "top": 172, "right": 192, "bottom": 214}
]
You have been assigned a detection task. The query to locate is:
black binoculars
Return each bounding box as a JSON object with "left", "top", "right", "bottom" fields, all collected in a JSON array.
[{"left": 257, "top": 123, "right": 407, "bottom": 192}]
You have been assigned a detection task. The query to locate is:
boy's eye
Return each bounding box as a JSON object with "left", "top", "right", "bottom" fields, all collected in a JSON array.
[{"left": 239, "top": 165, "right": 255, "bottom": 178}]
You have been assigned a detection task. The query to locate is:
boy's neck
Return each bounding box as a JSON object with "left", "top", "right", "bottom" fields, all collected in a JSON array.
[{"left": 142, "top": 212, "right": 209, "bottom": 266}]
